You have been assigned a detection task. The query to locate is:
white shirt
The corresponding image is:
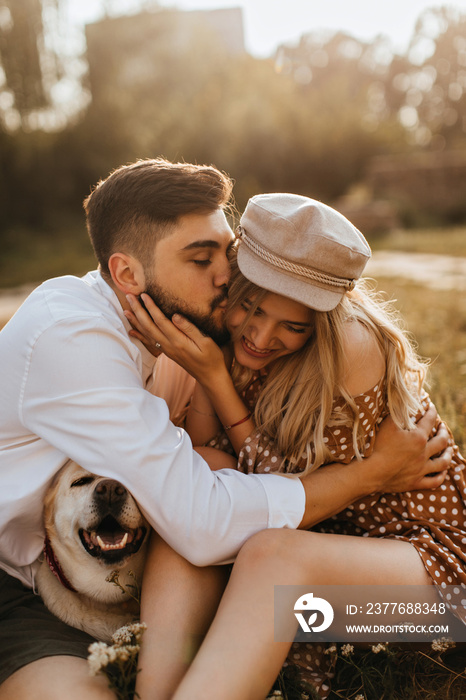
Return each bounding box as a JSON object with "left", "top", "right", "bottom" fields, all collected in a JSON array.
[{"left": 0, "top": 271, "right": 305, "bottom": 587}]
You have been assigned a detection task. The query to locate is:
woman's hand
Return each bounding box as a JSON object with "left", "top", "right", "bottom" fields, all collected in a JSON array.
[
  {"left": 126, "top": 295, "right": 254, "bottom": 453},
  {"left": 125, "top": 294, "right": 228, "bottom": 387},
  {"left": 124, "top": 297, "right": 164, "bottom": 358}
]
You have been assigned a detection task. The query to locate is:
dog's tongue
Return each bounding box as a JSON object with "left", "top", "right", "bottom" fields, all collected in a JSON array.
[
  {"left": 89, "top": 529, "right": 134, "bottom": 551},
  {"left": 99, "top": 532, "right": 128, "bottom": 547}
]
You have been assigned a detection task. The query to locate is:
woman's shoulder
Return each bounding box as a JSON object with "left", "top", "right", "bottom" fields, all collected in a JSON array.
[{"left": 341, "top": 319, "right": 385, "bottom": 396}]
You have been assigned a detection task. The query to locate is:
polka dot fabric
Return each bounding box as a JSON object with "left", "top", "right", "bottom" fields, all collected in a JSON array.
[
  {"left": 237, "top": 379, "right": 386, "bottom": 474},
  {"left": 208, "top": 374, "right": 466, "bottom": 698}
]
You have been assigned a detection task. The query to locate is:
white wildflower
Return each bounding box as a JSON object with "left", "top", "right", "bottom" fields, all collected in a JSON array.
[
  {"left": 88, "top": 621, "right": 146, "bottom": 697},
  {"left": 87, "top": 642, "right": 111, "bottom": 676},
  {"left": 114, "top": 647, "right": 130, "bottom": 662},
  {"left": 129, "top": 621, "right": 147, "bottom": 643},
  {"left": 431, "top": 637, "right": 456, "bottom": 652},
  {"left": 122, "top": 644, "right": 140, "bottom": 657},
  {"left": 106, "top": 645, "right": 118, "bottom": 664},
  {"left": 112, "top": 625, "right": 133, "bottom": 645},
  {"left": 340, "top": 643, "right": 354, "bottom": 657},
  {"left": 371, "top": 642, "right": 388, "bottom": 654},
  {"left": 324, "top": 644, "right": 337, "bottom": 655},
  {"left": 112, "top": 621, "right": 147, "bottom": 646},
  {"left": 355, "top": 695, "right": 365, "bottom": 700}
]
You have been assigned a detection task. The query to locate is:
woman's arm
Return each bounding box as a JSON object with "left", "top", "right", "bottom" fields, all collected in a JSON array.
[
  {"left": 194, "top": 446, "right": 238, "bottom": 470},
  {"left": 185, "top": 382, "right": 221, "bottom": 445},
  {"left": 125, "top": 294, "right": 255, "bottom": 453},
  {"left": 195, "top": 372, "right": 254, "bottom": 454},
  {"left": 340, "top": 318, "right": 386, "bottom": 395}
]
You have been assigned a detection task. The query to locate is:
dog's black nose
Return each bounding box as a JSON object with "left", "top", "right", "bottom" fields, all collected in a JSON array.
[{"left": 94, "top": 479, "right": 127, "bottom": 506}]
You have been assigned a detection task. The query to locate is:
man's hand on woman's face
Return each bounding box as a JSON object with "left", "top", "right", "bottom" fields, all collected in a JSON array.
[{"left": 125, "top": 294, "right": 228, "bottom": 385}]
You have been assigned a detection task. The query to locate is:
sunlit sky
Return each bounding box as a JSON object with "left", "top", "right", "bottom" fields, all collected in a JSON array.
[{"left": 66, "top": 0, "right": 466, "bottom": 56}]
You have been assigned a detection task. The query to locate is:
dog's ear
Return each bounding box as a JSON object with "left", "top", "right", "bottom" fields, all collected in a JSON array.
[{"left": 42, "top": 460, "right": 78, "bottom": 523}]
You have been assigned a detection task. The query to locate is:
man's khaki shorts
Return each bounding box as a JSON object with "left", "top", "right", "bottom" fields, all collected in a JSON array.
[{"left": 0, "top": 569, "right": 95, "bottom": 686}]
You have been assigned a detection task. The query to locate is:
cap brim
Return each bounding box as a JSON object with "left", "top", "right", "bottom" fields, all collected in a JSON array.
[{"left": 237, "top": 245, "right": 344, "bottom": 312}]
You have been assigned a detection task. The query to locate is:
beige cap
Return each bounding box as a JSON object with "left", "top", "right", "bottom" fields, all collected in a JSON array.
[{"left": 237, "top": 193, "right": 371, "bottom": 312}]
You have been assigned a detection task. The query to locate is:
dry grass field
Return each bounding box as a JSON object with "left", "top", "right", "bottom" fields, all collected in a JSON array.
[{"left": 370, "top": 277, "right": 466, "bottom": 455}]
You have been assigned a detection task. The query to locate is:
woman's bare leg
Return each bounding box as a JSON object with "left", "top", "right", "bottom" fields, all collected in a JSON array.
[
  {"left": 135, "top": 532, "right": 230, "bottom": 700},
  {"left": 172, "top": 529, "right": 437, "bottom": 700},
  {"left": 0, "top": 656, "right": 116, "bottom": 700}
]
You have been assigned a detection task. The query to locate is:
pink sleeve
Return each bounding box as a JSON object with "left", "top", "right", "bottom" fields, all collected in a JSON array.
[{"left": 150, "top": 355, "right": 196, "bottom": 426}]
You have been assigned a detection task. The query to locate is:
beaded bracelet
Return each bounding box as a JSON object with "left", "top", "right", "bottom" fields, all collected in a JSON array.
[{"left": 223, "top": 412, "right": 252, "bottom": 431}]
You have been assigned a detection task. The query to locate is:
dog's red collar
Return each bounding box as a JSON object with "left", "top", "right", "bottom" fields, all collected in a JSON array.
[{"left": 43, "top": 535, "right": 77, "bottom": 593}]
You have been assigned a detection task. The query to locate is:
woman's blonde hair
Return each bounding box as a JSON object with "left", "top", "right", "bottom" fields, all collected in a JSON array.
[{"left": 226, "top": 252, "right": 427, "bottom": 475}]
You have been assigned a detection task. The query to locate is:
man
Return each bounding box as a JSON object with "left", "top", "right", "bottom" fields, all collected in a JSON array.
[{"left": 0, "top": 158, "right": 449, "bottom": 699}]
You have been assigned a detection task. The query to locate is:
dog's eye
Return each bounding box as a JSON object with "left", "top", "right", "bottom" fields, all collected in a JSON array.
[{"left": 71, "top": 476, "right": 95, "bottom": 488}]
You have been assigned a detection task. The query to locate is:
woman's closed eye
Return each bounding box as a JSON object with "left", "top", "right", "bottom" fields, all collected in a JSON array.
[
  {"left": 240, "top": 301, "right": 310, "bottom": 332},
  {"left": 192, "top": 258, "right": 212, "bottom": 267},
  {"left": 284, "top": 324, "right": 308, "bottom": 334}
]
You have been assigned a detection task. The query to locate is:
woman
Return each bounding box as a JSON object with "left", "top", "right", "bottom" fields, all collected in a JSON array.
[{"left": 127, "top": 194, "right": 465, "bottom": 699}]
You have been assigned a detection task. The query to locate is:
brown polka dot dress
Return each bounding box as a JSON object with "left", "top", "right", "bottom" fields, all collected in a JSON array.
[{"left": 208, "top": 373, "right": 466, "bottom": 697}]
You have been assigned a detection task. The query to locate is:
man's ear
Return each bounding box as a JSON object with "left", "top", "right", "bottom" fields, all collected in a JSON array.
[{"left": 108, "top": 252, "right": 146, "bottom": 295}]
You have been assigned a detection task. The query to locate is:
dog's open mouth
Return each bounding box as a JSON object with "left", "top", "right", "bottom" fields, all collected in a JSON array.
[{"left": 79, "top": 516, "right": 147, "bottom": 562}]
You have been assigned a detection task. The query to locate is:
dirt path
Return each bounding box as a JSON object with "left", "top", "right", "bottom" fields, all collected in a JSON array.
[
  {"left": 1, "top": 251, "right": 466, "bottom": 326},
  {"left": 365, "top": 251, "right": 466, "bottom": 291}
]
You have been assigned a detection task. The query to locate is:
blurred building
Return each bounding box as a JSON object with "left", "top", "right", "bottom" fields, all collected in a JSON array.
[
  {"left": 85, "top": 7, "right": 245, "bottom": 104},
  {"left": 334, "top": 151, "right": 466, "bottom": 232},
  {"left": 367, "top": 151, "right": 466, "bottom": 223}
]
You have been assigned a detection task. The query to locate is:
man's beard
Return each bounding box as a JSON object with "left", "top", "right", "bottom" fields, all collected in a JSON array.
[{"left": 144, "top": 280, "right": 230, "bottom": 346}]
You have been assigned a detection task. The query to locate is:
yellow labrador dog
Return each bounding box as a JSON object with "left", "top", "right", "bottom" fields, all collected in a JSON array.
[{"left": 36, "top": 461, "right": 149, "bottom": 642}]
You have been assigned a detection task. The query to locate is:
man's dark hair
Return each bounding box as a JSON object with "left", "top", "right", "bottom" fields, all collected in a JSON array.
[{"left": 83, "top": 158, "right": 234, "bottom": 278}]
